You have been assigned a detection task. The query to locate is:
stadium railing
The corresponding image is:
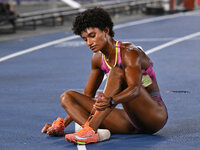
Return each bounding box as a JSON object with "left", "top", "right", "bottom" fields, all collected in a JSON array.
[{"left": 16, "top": 0, "right": 163, "bottom": 30}]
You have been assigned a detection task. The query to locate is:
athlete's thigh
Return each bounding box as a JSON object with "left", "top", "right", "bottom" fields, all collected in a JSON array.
[
  {"left": 99, "top": 107, "right": 138, "bottom": 134},
  {"left": 122, "top": 88, "right": 167, "bottom": 133},
  {"left": 66, "top": 90, "right": 95, "bottom": 112}
]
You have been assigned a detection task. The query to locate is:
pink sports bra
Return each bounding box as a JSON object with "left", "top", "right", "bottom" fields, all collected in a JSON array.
[
  {"left": 100, "top": 41, "right": 156, "bottom": 87},
  {"left": 101, "top": 41, "right": 122, "bottom": 74}
]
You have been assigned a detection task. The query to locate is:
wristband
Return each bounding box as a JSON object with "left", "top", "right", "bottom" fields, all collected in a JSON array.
[{"left": 110, "top": 97, "right": 115, "bottom": 107}]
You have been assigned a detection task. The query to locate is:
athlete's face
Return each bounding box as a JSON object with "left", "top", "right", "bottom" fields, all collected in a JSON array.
[{"left": 81, "top": 27, "right": 109, "bottom": 53}]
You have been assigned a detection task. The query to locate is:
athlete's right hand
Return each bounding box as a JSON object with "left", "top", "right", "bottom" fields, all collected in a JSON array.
[
  {"left": 94, "top": 93, "right": 111, "bottom": 111},
  {"left": 41, "top": 123, "right": 52, "bottom": 133}
]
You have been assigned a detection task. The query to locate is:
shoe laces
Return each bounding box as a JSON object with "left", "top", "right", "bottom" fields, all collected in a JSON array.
[{"left": 75, "top": 124, "right": 94, "bottom": 137}]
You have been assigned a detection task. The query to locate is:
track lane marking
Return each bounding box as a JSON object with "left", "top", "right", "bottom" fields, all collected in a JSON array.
[
  {"left": 0, "top": 12, "right": 192, "bottom": 63},
  {"left": 146, "top": 32, "right": 200, "bottom": 55}
]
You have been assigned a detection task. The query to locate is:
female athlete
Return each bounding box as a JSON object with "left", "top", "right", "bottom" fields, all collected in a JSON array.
[{"left": 41, "top": 7, "right": 168, "bottom": 145}]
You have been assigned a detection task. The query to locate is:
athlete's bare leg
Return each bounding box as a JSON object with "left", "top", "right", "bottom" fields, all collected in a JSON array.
[
  {"left": 60, "top": 91, "right": 95, "bottom": 126},
  {"left": 60, "top": 90, "right": 134, "bottom": 134},
  {"left": 60, "top": 67, "right": 138, "bottom": 134},
  {"left": 88, "top": 67, "right": 168, "bottom": 134},
  {"left": 60, "top": 67, "right": 167, "bottom": 134}
]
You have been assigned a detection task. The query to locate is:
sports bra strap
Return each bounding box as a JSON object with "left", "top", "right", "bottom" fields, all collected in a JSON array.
[{"left": 101, "top": 41, "right": 122, "bottom": 74}]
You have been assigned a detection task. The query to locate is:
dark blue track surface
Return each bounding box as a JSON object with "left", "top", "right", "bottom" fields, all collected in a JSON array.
[{"left": 0, "top": 11, "right": 200, "bottom": 150}]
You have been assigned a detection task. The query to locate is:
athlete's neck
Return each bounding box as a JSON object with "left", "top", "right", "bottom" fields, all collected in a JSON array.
[{"left": 101, "top": 39, "right": 116, "bottom": 61}]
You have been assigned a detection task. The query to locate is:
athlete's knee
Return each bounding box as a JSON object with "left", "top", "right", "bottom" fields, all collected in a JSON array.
[
  {"left": 143, "top": 110, "right": 168, "bottom": 134},
  {"left": 60, "top": 90, "right": 76, "bottom": 107}
]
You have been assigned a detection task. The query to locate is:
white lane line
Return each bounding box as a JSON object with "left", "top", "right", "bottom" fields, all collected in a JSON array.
[
  {"left": 114, "top": 10, "right": 200, "bottom": 30},
  {"left": 75, "top": 123, "right": 87, "bottom": 150},
  {"left": 55, "top": 37, "right": 200, "bottom": 48},
  {"left": 146, "top": 32, "right": 200, "bottom": 55},
  {"left": 0, "top": 35, "right": 78, "bottom": 63},
  {"left": 75, "top": 123, "right": 86, "bottom": 150},
  {"left": 121, "top": 37, "right": 200, "bottom": 42},
  {"left": 0, "top": 11, "right": 195, "bottom": 63},
  {"left": 114, "top": 13, "right": 184, "bottom": 29}
]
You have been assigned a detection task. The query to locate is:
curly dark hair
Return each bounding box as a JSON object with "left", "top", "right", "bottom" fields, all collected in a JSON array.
[{"left": 72, "top": 7, "right": 114, "bottom": 37}]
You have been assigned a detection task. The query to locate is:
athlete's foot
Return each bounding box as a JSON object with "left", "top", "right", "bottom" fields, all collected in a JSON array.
[
  {"left": 65, "top": 121, "right": 111, "bottom": 144},
  {"left": 65, "top": 122, "right": 98, "bottom": 144},
  {"left": 47, "top": 117, "right": 65, "bottom": 136}
]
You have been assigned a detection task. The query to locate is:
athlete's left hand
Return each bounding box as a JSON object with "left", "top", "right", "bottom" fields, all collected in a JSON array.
[{"left": 94, "top": 93, "right": 111, "bottom": 111}]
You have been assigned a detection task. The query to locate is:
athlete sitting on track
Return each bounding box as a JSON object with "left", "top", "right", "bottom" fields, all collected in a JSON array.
[{"left": 41, "top": 7, "right": 168, "bottom": 144}]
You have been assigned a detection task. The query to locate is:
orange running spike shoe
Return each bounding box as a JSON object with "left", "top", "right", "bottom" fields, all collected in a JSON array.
[
  {"left": 65, "top": 122, "right": 98, "bottom": 144},
  {"left": 47, "top": 117, "right": 65, "bottom": 136}
]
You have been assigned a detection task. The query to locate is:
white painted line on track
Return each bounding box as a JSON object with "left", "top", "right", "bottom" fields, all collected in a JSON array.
[
  {"left": 75, "top": 123, "right": 87, "bottom": 150},
  {"left": 0, "top": 11, "right": 196, "bottom": 63},
  {"left": 121, "top": 37, "right": 200, "bottom": 42},
  {"left": 114, "top": 13, "right": 184, "bottom": 29},
  {"left": 146, "top": 32, "right": 200, "bottom": 55},
  {"left": 0, "top": 35, "right": 78, "bottom": 63},
  {"left": 114, "top": 10, "right": 200, "bottom": 30}
]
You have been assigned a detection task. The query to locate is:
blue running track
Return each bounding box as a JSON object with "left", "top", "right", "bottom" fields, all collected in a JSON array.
[{"left": 0, "top": 10, "right": 200, "bottom": 150}]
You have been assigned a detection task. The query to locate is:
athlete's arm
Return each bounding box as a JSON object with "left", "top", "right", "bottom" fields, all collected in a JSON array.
[
  {"left": 112, "top": 46, "right": 142, "bottom": 104},
  {"left": 83, "top": 53, "right": 104, "bottom": 98}
]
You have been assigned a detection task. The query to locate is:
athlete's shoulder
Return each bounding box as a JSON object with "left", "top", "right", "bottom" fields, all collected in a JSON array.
[
  {"left": 91, "top": 51, "right": 102, "bottom": 68},
  {"left": 120, "top": 42, "right": 140, "bottom": 56},
  {"left": 92, "top": 51, "right": 102, "bottom": 60}
]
